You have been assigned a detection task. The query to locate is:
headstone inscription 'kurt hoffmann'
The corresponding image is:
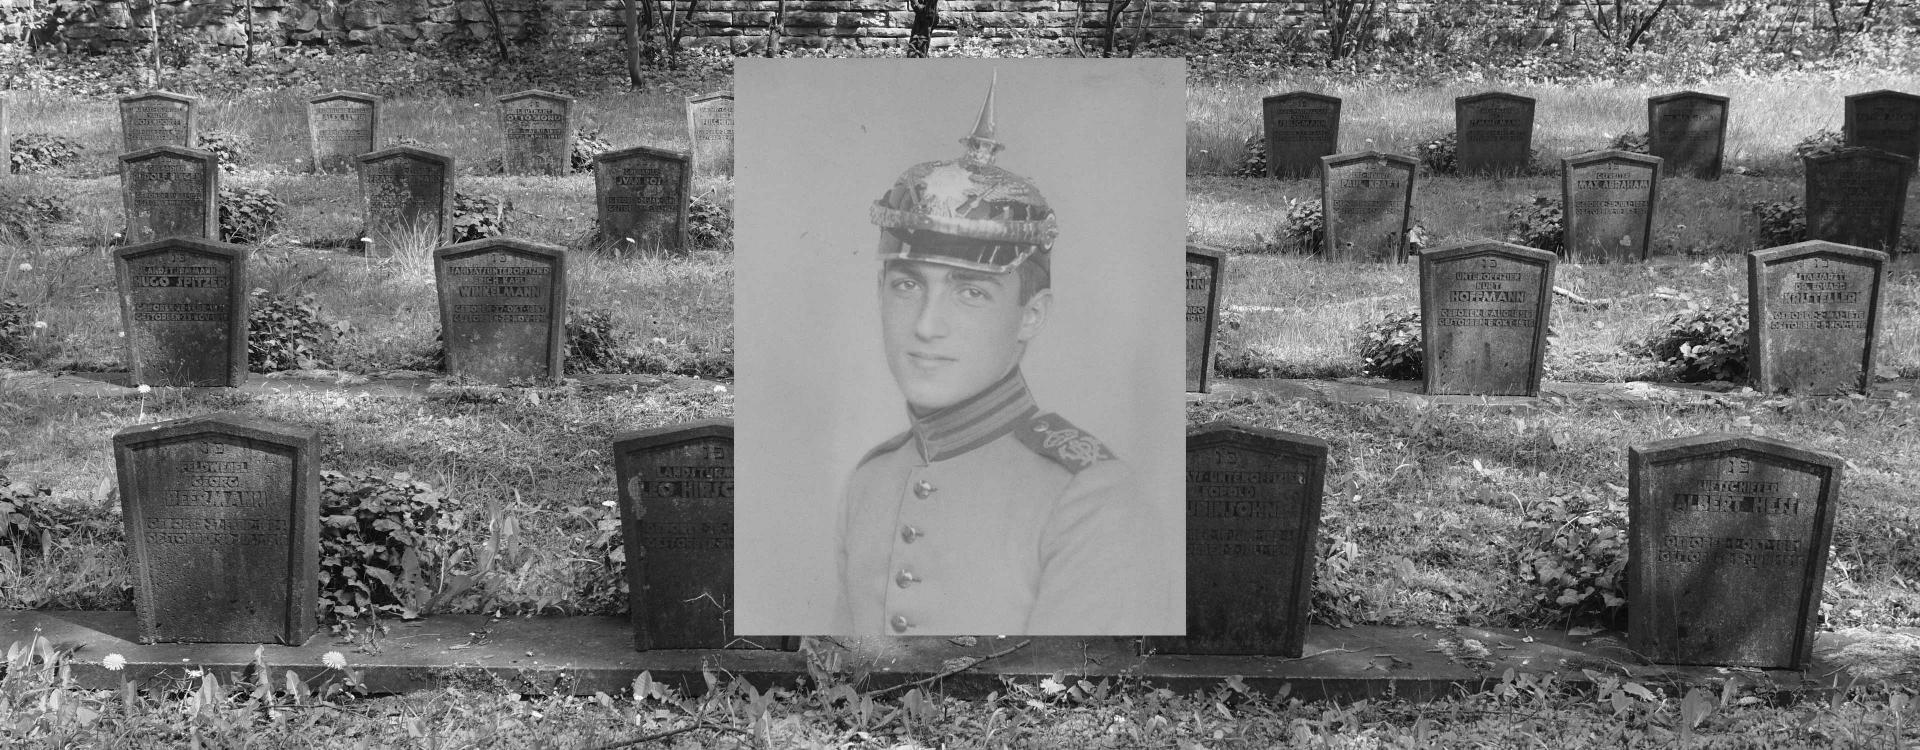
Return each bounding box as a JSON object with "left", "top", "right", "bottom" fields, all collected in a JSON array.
[
  {"left": 114, "top": 237, "right": 248, "bottom": 388},
  {"left": 1454, "top": 92, "right": 1536, "bottom": 175},
  {"left": 1185, "top": 245, "right": 1226, "bottom": 394},
  {"left": 593, "top": 145, "right": 692, "bottom": 252},
  {"left": 1562, "top": 150, "right": 1661, "bottom": 264},
  {"left": 1803, "top": 147, "right": 1915, "bottom": 253},
  {"left": 1321, "top": 151, "right": 1417, "bottom": 263},
  {"left": 1419, "top": 241, "right": 1556, "bottom": 397},
  {"left": 434, "top": 239, "right": 566, "bottom": 384},
  {"left": 1748, "top": 241, "right": 1887, "bottom": 395},
  {"left": 1647, "top": 91, "right": 1729, "bottom": 179},
  {"left": 497, "top": 90, "right": 573, "bottom": 176},
  {"left": 1262, "top": 91, "right": 1341, "bottom": 179},
  {"left": 118, "top": 91, "right": 197, "bottom": 154},
  {"left": 120, "top": 146, "right": 218, "bottom": 243},
  {"left": 307, "top": 91, "right": 380, "bottom": 174}
]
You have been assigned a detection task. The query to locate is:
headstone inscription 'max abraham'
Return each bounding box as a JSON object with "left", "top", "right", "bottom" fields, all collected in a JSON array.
[
  {"left": 1804, "top": 147, "right": 1915, "bottom": 253},
  {"left": 1262, "top": 91, "right": 1341, "bottom": 179},
  {"left": 1321, "top": 151, "right": 1417, "bottom": 263},
  {"left": 118, "top": 91, "right": 197, "bottom": 154},
  {"left": 120, "top": 146, "right": 218, "bottom": 243},
  {"left": 1845, "top": 89, "right": 1920, "bottom": 161},
  {"left": 593, "top": 146, "right": 692, "bottom": 252},
  {"left": 1420, "top": 241, "right": 1556, "bottom": 397},
  {"left": 1629, "top": 433, "right": 1841, "bottom": 669},
  {"left": 686, "top": 91, "right": 735, "bottom": 175},
  {"left": 115, "top": 238, "right": 249, "bottom": 388},
  {"left": 497, "top": 90, "right": 573, "bottom": 176},
  {"left": 1562, "top": 150, "right": 1662, "bottom": 264},
  {"left": 1647, "top": 91, "right": 1729, "bottom": 179},
  {"left": 1455, "top": 92, "right": 1536, "bottom": 175},
  {"left": 1748, "top": 241, "right": 1887, "bottom": 395},
  {"left": 1142, "top": 422, "right": 1325, "bottom": 657},
  {"left": 357, "top": 146, "right": 454, "bottom": 248},
  {"left": 307, "top": 91, "right": 380, "bottom": 174},
  {"left": 115, "top": 413, "right": 319, "bottom": 645},
  {"left": 434, "top": 239, "right": 566, "bottom": 384},
  {"left": 1185, "top": 245, "right": 1226, "bottom": 393}
]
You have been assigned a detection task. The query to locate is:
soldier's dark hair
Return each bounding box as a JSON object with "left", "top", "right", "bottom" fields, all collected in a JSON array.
[{"left": 1014, "top": 255, "right": 1050, "bottom": 304}]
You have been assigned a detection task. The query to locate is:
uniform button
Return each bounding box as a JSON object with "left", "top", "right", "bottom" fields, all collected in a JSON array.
[
  {"left": 895, "top": 569, "right": 919, "bottom": 588},
  {"left": 890, "top": 614, "right": 913, "bottom": 633},
  {"left": 900, "top": 525, "right": 923, "bottom": 543},
  {"left": 913, "top": 480, "right": 936, "bottom": 499}
]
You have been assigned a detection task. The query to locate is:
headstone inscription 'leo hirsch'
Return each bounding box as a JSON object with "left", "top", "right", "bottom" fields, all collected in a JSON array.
[
  {"left": 1647, "top": 91, "right": 1729, "bottom": 179},
  {"left": 1804, "top": 147, "right": 1915, "bottom": 253},
  {"left": 1562, "top": 150, "right": 1662, "bottom": 264},
  {"left": 1420, "top": 241, "right": 1556, "bottom": 397},
  {"left": 357, "top": 146, "right": 454, "bottom": 247},
  {"left": 307, "top": 91, "right": 380, "bottom": 174},
  {"left": 1748, "top": 241, "right": 1887, "bottom": 395},
  {"left": 686, "top": 91, "right": 734, "bottom": 175},
  {"left": 1321, "top": 151, "right": 1417, "bottom": 263},
  {"left": 118, "top": 91, "right": 196, "bottom": 153},
  {"left": 1142, "top": 422, "right": 1325, "bottom": 657},
  {"left": 115, "top": 413, "right": 319, "bottom": 645},
  {"left": 1845, "top": 89, "right": 1920, "bottom": 161},
  {"left": 434, "top": 239, "right": 566, "bottom": 384},
  {"left": 1185, "top": 245, "right": 1226, "bottom": 393},
  {"left": 115, "top": 238, "right": 249, "bottom": 388},
  {"left": 1629, "top": 433, "right": 1841, "bottom": 669},
  {"left": 497, "top": 90, "right": 573, "bottom": 176},
  {"left": 1455, "top": 92, "right": 1535, "bottom": 175},
  {"left": 1262, "top": 91, "right": 1341, "bottom": 179},
  {"left": 121, "top": 146, "right": 218, "bottom": 243},
  {"left": 594, "top": 146, "right": 691, "bottom": 252}
]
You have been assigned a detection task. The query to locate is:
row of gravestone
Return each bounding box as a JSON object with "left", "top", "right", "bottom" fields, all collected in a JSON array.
[
  {"left": 1185, "top": 240, "right": 1892, "bottom": 396},
  {"left": 112, "top": 413, "right": 1843, "bottom": 670}
]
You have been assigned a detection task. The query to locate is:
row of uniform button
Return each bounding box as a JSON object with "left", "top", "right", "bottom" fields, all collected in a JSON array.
[{"left": 891, "top": 479, "right": 937, "bottom": 631}]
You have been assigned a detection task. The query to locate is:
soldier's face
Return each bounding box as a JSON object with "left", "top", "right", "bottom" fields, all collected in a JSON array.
[{"left": 879, "top": 260, "right": 1050, "bottom": 411}]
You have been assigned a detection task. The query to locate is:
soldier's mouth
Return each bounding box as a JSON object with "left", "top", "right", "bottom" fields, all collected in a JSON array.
[{"left": 906, "top": 352, "right": 956, "bottom": 369}]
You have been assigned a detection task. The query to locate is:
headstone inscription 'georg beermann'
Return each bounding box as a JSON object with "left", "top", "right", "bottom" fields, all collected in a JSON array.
[
  {"left": 120, "top": 146, "right": 219, "bottom": 243},
  {"left": 1262, "top": 91, "right": 1340, "bottom": 179},
  {"left": 1419, "top": 240, "right": 1556, "bottom": 397},
  {"left": 115, "top": 413, "right": 319, "bottom": 645},
  {"left": 1454, "top": 92, "right": 1535, "bottom": 175},
  {"left": 1185, "top": 245, "right": 1226, "bottom": 394},
  {"left": 1629, "top": 433, "right": 1841, "bottom": 670},
  {"left": 1562, "top": 150, "right": 1662, "bottom": 264},
  {"left": 1803, "top": 147, "right": 1915, "bottom": 253},
  {"left": 497, "top": 90, "right": 574, "bottom": 176},
  {"left": 118, "top": 90, "right": 197, "bottom": 153},
  {"left": 434, "top": 239, "right": 566, "bottom": 384},
  {"left": 114, "top": 237, "right": 249, "bottom": 388},
  {"left": 1646, "top": 91, "right": 1729, "bottom": 179},
  {"left": 308, "top": 91, "right": 380, "bottom": 174},
  {"left": 1748, "top": 241, "right": 1887, "bottom": 395},
  {"left": 1321, "top": 151, "right": 1417, "bottom": 263},
  {"left": 593, "top": 145, "right": 692, "bottom": 252}
]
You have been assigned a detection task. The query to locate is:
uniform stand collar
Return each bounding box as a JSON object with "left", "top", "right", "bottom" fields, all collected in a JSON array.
[{"left": 907, "top": 368, "right": 1038, "bottom": 462}]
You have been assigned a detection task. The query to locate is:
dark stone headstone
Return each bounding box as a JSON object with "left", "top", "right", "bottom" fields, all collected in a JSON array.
[
  {"left": 1562, "top": 150, "right": 1662, "bottom": 264},
  {"left": 308, "top": 91, "right": 380, "bottom": 175},
  {"left": 1142, "top": 422, "right": 1326, "bottom": 657},
  {"left": 115, "top": 238, "right": 249, "bottom": 388},
  {"left": 1262, "top": 91, "right": 1341, "bottom": 179},
  {"left": 357, "top": 146, "right": 454, "bottom": 249},
  {"left": 114, "top": 413, "right": 319, "bottom": 645},
  {"left": 594, "top": 146, "right": 692, "bottom": 252},
  {"left": 118, "top": 91, "right": 197, "bottom": 154},
  {"left": 1748, "top": 241, "right": 1887, "bottom": 395},
  {"left": 1455, "top": 92, "right": 1535, "bottom": 176},
  {"left": 119, "top": 146, "right": 218, "bottom": 243},
  {"left": 1419, "top": 241, "right": 1555, "bottom": 397},
  {"left": 1844, "top": 89, "right": 1920, "bottom": 162},
  {"left": 1647, "top": 91, "right": 1729, "bottom": 179},
  {"left": 1186, "top": 245, "right": 1226, "bottom": 393},
  {"left": 1804, "top": 147, "right": 1915, "bottom": 253},
  {"left": 687, "top": 91, "right": 734, "bottom": 176},
  {"left": 1320, "top": 151, "right": 1417, "bottom": 263},
  {"left": 496, "top": 90, "right": 573, "bottom": 176},
  {"left": 1628, "top": 433, "right": 1841, "bottom": 669},
  {"left": 434, "top": 239, "right": 566, "bottom": 384}
]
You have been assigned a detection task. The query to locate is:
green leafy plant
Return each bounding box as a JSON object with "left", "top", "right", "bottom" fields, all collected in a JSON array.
[
  {"left": 0, "top": 478, "right": 56, "bottom": 560},
  {"left": 0, "top": 300, "right": 30, "bottom": 362},
  {"left": 687, "top": 192, "right": 732, "bottom": 250},
  {"left": 1515, "top": 492, "right": 1629, "bottom": 628},
  {"left": 1607, "top": 131, "right": 1651, "bottom": 154},
  {"left": 1211, "top": 307, "right": 1286, "bottom": 378},
  {"left": 1355, "top": 310, "right": 1424, "bottom": 380},
  {"left": 452, "top": 191, "right": 508, "bottom": 242},
  {"left": 1264, "top": 197, "right": 1324, "bottom": 255},
  {"left": 1504, "top": 195, "right": 1565, "bottom": 255},
  {"left": 7, "top": 133, "right": 81, "bottom": 174},
  {"left": 217, "top": 186, "right": 284, "bottom": 245},
  {"left": 1415, "top": 131, "right": 1458, "bottom": 175},
  {"left": 1235, "top": 133, "right": 1268, "bottom": 177},
  {"left": 570, "top": 128, "right": 613, "bottom": 174},
  {"left": 195, "top": 130, "right": 254, "bottom": 174},
  {"left": 319, "top": 471, "right": 456, "bottom": 624},
  {"left": 565, "top": 309, "right": 634, "bottom": 374},
  {"left": 1792, "top": 128, "right": 1845, "bottom": 161},
  {"left": 1750, "top": 198, "right": 1807, "bottom": 248},
  {"left": 0, "top": 193, "right": 70, "bottom": 243},
  {"left": 248, "top": 289, "right": 338, "bottom": 372},
  {"left": 1630, "top": 296, "right": 1748, "bottom": 382}
]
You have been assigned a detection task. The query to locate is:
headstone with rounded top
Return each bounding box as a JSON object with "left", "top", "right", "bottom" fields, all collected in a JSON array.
[
  {"left": 118, "top": 91, "right": 197, "bottom": 154},
  {"left": 1562, "top": 150, "right": 1662, "bottom": 264},
  {"left": 357, "top": 146, "right": 455, "bottom": 250},
  {"left": 1262, "top": 91, "right": 1341, "bottom": 179},
  {"left": 1455, "top": 92, "right": 1535, "bottom": 176},
  {"left": 1321, "top": 150, "right": 1417, "bottom": 263},
  {"left": 1748, "top": 240, "right": 1887, "bottom": 395},
  {"left": 594, "top": 146, "right": 691, "bottom": 253},
  {"left": 115, "top": 237, "right": 249, "bottom": 388},
  {"left": 1803, "top": 147, "right": 1914, "bottom": 253},
  {"left": 1647, "top": 91, "right": 1729, "bottom": 179},
  {"left": 687, "top": 91, "right": 734, "bottom": 176},
  {"left": 120, "top": 146, "right": 218, "bottom": 243},
  {"left": 1185, "top": 245, "right": 1226, "bottom": 393},
  {"left": 434, "top": 238, "right": 567, "bottom": 384},
  {"left": 308, "top": 91, "right": 381, "bottom": 175},
  {"left": 497, "top": 90, "right": 574, "bottom": 176},
  {"left": 1844, "top": 89, "right": 1920, "bottom": 162},
  {"left": 1419, "top": 240, "right": 1556, "bottom": 397}
]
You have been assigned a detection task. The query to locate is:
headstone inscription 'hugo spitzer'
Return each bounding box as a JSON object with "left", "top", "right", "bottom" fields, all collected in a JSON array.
[
  {"left": 1748, "top": 241, "right": 1887, "bottom": 395},
  {"left": 1562, "top": 150, "right": 1662, "bottom": 264},
  {"left": 1419, "top": 240, "right": 1556, "bottom": 397},
  {"left": 308, "top": 91, "right": 380, "bottom": 174},
  {"left": 115, "top": 237, "right": 249, "bottom": 388},
  {"left": 1185, "top": 245, "right": 1226, "bottom": 393},
  {"left": 434, "top": 239, "right": 566, "bottom": 384}
]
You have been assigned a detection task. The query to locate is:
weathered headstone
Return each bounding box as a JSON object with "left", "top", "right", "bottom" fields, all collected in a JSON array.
[
  {"left": 1455, "top": 92, "right": 1536, "bottom": 175},
  {"left": 1320, "top": 151, "right": 1417, "bottom": 263},
  {"left": 118, "top": 91, "right": 197, "bottom": 154},
  {"left": 686, "top": 91, "right": 734, "bottom": 176},
  {"left": 1142, "top": 422, "right": 1325, "bottom": 657},
  {"left": 1562, "top": 150, "right": 1662, "bottom": 264},
  {"left": 615, "top": 420, "right": 757, "bottom": 650},
  {"left": 496, "top": 90, "right": 573, "bottom": 176},
  {"left": 1844, "top": 89, "right": 1920, "bottom": 162},
  {"left": 114, "top": 413, "right": 318, "bottom": 645},
  {"left": 1803, "top": 147, "right": 1915, "bottom": 253},
  {"left": 434, "top": 239, "right": 566, "bottom": 384},
  {"left": 115, "top": 238, "right": 249, "bottom": 388},
  {"left": 307, "top": 91, "right": 380, "bottom": 175},
  {"left": 1262, "top": 91, "right": 1341, "bottom": 179},
  {"left": 1419, "top": 241, "right": 1555, "bottom": 397},
  {"left": 1748, "top": 241, "right": 1887, "bottom": 395},
  {"left": 357, "top": 146, "right": 454, "bottom": 249},
  {"left": 594, "top": 146, "right": 691, "bottom": 252},
  {"left": 120, "top": 146, "right": 218, "bottom": 243},
  {"left": 1628, "top": 433, "right": 1841, "bottom": 669},
  {"left": 1647, "top": 91, "right": 1729, "bottom": 179},
  {"left": 1186, "top": 245, "right": 1226, "bottom": 393}
]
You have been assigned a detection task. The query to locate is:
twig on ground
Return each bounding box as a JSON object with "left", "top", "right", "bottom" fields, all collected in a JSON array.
[
  {"left": 1554, "top": 286, "right": 1611, "bottom": 309},
  {"left": 863, "top": 639, "right": 1034, "bottom": 698}
]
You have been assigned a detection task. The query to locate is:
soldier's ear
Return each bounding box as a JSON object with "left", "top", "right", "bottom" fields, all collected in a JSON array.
[{"left": 1017, "top": 288, "right": 1052, "bottom": 343}]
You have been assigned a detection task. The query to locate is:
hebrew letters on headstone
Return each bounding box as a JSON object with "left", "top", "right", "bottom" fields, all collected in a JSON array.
[
  {"left": 1419, "top": 240, "right": 1556, "bottom": 397},
  {"left": 115, "top": 237, "right": 249, "bottom": 388},
  {"left": 1562, "top": 150, "right": 1662, "bottom": 264},
  {"left": 434, "top": 239, "right": 566, "bottom": 384},
  {"left": 1748, "top": 241, "right": 1887, "bottom": 395}
]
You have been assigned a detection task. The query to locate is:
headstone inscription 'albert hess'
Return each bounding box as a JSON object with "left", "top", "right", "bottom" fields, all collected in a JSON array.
[
  {"left": 1142, "top": 422, "right": 1325, "bottom": 657},
  {"left": 1562, "top": 150, "right": 1662, "bottom": 264},
  {"left": 1629, "top": 433, "right": 1841, "bottom": 669},
  {"left": 1321, "top": 151, "right": 1417, "bottom": 263},
  {"left": 115, "top": 238, "right": 249, "bottom": 388},
  {"left": 1455, "top": 92, "right": 1535, "bottom": 175},
  {"left": 115, "top": 413, "right": 319, "bottom": 645},
  {"left": 1185, "top": 245, "right": 1226, "bottom": 393},
  {"left": 1804, "top": 147, "right": 1915, "bottom": 253},
  {"left": 1845, "top": 89, "right": 1920, "bottom": 161},
  {"left": 307, "top": 91, "right": 380, "bottom": 174},
  {"left": 497, "top": 90, "right": 573, "bottom": 176},
  {"left": 118, "top": 91, "right": 197, "bottom": 154},
  {"left": 1420, "top": 241, "right": 1555, "bottom": 397},
  {"left": 434, "top": 239, "right": 566, "bottom": 384},
  {"left": 686, "top": 91, "right": 734, "bottom": 175},
  {"left": 1647, "top": 91, "right": 1729, "bottom": 179},
  {"left": 357, "top": 146, "right": 454, "bottom": 248},
  {"left": 1262, "top": 91, "right": 1340, "bottom": 179},
  {"left": 1748, "top": 241, "right": 1887, "bottom": 395},
  {"left": 120, "top": 146, "right": 218, "bottom": 243},
  {"left": 594, "top": 146, "right": 691, "bottom": 252}
]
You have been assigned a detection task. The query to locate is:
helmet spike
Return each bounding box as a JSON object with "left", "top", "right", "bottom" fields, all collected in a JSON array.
[{"left": 960, "top": 71, "right": 1005, "bottom": 167}]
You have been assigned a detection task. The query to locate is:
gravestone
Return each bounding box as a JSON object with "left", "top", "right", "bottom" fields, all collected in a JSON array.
[
  {"left": 118, "top": 91, "right": 197, "bottom": 154},
  {"left": 434, "top": 239, "right": 566, "bottom": 384},
  {"left": 594, "top": 146, "right": 691, "bottom": 252},
  {"left": 115, "top": 238, "right": 249, "bottom": 388},
  {"left": 1262, "top": 91, "right": 1341, "bottom": 179},
  {"left": 357, "top": 146, "right": 454, "bottom": 248},
  {"left": 1562, "top": 150, "right": 1662, "bottom": 264},
  {"left": 1455, "top": 92, "right": 1536, "bottom": 175},
  {"left": 686, "top": 91, "right": 734, "bottom": 176},
  {"left": 1748, "top": 241, "right": 1887, "bottom": 395},
  {"left": 120, "top": 146, "right": 218, "bottom": 243},
  {"left": 1142, "top": 422, "right": 1325, "bottom": 657},
  {"left": 1186, "top": 245, "right": 1226, "bottom": 393},
  {"left": 307, "top": 91, "right": 380, "bottom": 174},
  {"left": 1844, "top": 89, "right": 1920, "bottom": 162},
  {"left": 1419, "top": 241, "right": 1556, "bottom": 397},
  {"left": 1321, "top": 151, "right": 1417, "bottom": 263},
  {"left": 1628, "top": 433, "right": 1841, "bottom": 669},
  {"left": 1647, "top": 91, "right": 1729, "bottom": 179},
  {"left": 114, "top": 413, "right": 319, "bottom": 645},
  {"left": 496, "top": 90, "right": 573, "bottom": 176},
  {"left": 1804, "top": 147, "right": 1915, "bottom": 253}
]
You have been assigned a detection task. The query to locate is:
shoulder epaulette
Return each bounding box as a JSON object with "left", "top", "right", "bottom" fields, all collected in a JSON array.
[
  {"left": 856, "top": 431, "right": 913, "bottom": 467},
  {"left": 1016, "top": 413, "right": 1116, "bottom": 473}
]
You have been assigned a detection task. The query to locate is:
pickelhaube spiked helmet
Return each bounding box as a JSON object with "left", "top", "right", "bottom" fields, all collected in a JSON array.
[{"left": 870, "top": 74, "right": 1058, "bottom": 274}]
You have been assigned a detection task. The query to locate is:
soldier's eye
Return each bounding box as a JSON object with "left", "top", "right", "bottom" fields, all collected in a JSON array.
[
  {"left": 957, "top": 286, "right": 991, "bottom": 303},
  {"left": 888, "top": 277, "right": 921, "bottom": 293}
]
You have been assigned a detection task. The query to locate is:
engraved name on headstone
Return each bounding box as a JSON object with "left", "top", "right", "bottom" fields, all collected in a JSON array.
[
  {"left": 1420, "top": 241, "right": 1555, "bottom": 397},
  {"left": 120, "top": 146, "right": 218, "bottom": 243},
  {"left": 1647, "top": 91, "right": 1729, "bottom": 179},
  {"left": 1844, "top": 89, "right": 1920, "bottom": 162},
  {"left": 1562, "top": 150, "right": 1662, "bottom": 264},
  {"left": 115, "top": 238, "right": 249, "bottom": 388},
  {"left": 1748, "top": 241, "right": 1887, "bottom": 395},
  {"left": 307, "top": 91, "right": 380, "bottom": 175},
  {"left": 1455, "top": 92, "right": 1536, "bottom": 176},
  {"left": 434, "top": 239, "right": 566, "bottom": 384},
  {"left": 1186, "top": 245, "right": 1226, "bottom": 393},
  {"left": 497, "top": 90, "right": 573, "bottom": 176},
  {"left": 687, "top": 91, "right": 734, "bottom": 176},
  {"left": 594, "top": 146, "right": 691, "bottom": 252},
  {"left": 1262, "top": 91, "right": 1341, "bottom": 179},
  {"left": 1804, "top": 147, "right": 1915, "bottom": 253},
  {"left": 118, "top": 91, "right": 197, "bottom": 154},
  {"left": 1321, "top": 151, "right": 1417, "bottom": 263},
  {"left": 357, "top": 146, "right": 454, "bottom": 249}
]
